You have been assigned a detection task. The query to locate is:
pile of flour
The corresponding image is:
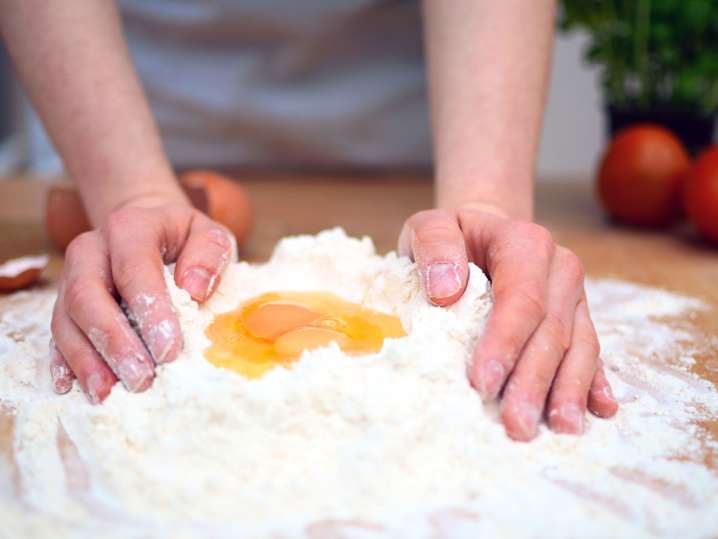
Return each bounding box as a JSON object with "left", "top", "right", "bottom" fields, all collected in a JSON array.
[{"left": 1, "top": 229, "right": 717, "bottom": 539}]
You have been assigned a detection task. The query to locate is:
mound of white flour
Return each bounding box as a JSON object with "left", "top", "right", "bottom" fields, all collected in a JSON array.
[{"left": 1, "top": 229, "right": 717, "bottom": 539}]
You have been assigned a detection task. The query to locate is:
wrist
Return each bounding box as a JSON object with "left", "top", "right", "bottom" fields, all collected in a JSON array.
[
  {"left": 79, "top": 170, "right": 190, "bottom": 226},
  {"left": 436, "top": 180, "right": 534, "bottom": 221},
  {"left": 111, "top": 183, "right": 189, "bottom": 212},
  {"left": 453, "top": 201, "right": 513, "bottom": 220}
]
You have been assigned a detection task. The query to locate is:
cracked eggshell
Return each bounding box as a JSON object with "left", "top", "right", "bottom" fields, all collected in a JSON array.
[{"left": 0, "top": 255, "right": 49, "bottom": 292}]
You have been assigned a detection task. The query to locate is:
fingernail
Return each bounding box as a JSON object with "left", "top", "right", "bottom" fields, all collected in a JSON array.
[
  {"left": 116, "top": 356, "right": 154, "bottom": 393},
  {"left": 181, "top": 266, "right": 213, "bottom": 301},
  {"left": 479, "top": 360, "right": 506, "bottom": 399},
  {"left": 591, "top": 380, "right": 616, "bottom": 403},
  {"left": 49, "top": 343, "right": 73, "bottom": 394},
  {"left": 550, "top": 404, "right": 584, "bottom": 435},
  {"left": 427, "top": 263, "right": 461, "bottom": 300},
  {"left": 85, "top": 372, "right": 105, "bottom": 405},
  {"left": 51, "top": 363, "right": 74, "bottom": 394},
  {"left": 147, "top": 319, "right": 180, "bottom": 364},
  {"left": 512, "top": 402, "right": 540, "bottom": 440}
]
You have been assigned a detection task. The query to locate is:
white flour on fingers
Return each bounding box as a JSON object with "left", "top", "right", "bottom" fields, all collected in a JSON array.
[{"left": 0, "top": 229, "right": 717, "bottom": 539}]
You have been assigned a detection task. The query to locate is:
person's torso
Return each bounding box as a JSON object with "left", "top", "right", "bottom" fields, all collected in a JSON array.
[{"left": 119, "top": 0, "right": 431, "bottom": 169}]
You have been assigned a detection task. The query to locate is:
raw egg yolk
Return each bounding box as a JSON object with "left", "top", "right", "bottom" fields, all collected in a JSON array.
[{"left": 204, "top": 291, "right": 406, "bottom": 378}]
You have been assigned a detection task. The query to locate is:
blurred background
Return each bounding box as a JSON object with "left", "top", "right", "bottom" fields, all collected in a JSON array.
[
  {"left": 0, "top": 1, "right": 715, "bottom": 180},
  {"left": 0, "top": 1, "right": 716, "bottom": 282}
]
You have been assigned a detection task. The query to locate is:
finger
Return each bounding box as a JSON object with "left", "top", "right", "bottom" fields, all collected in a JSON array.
[
  {"left": 588, "top": 361, "right": 619, "bottom": 418},
  {"left": 49, "top": 338, "right": 75, "bottom": 394},
  {"left": 174, "top": 213, "right": 234, "bottom": 303},
  {"left": 64, "top": 232, "right": 155, "bottom": 392},
  {"left": 546, "top": 299, "right": 599, "bottom": 435},
  {"left": 463, "top": 219, "right": 554, "bottom": 400},
  {"left": 499, "top": 248, "right": 585, "bottom": 441},
  {"left": 104, "top": 209, "right": 183, "bottom": 364},
  {"left": 51, "top": 296, "right": 117, "bottom": 404},
  {"left": 399, "top": 209, "right": 469, "bottom": 306}
]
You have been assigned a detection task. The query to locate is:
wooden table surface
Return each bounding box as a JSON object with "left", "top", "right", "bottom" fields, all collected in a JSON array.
[
  {"left": 2, "top": 173, "right": 717, "bottom": 312},
  {"left": 1, "top": 174, "right": 717, "bottom": 456}
]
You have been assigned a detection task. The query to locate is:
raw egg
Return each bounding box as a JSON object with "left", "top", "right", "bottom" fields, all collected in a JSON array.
[{"left": 204, "top": 291, "right": 406, "bottom": 378}]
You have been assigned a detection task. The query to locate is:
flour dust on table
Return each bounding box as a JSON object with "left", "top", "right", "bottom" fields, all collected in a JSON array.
[{"left": 0, "top": 229, "right": 716, "bottom": 539}]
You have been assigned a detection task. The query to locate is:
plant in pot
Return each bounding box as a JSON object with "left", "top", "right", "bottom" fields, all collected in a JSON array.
[{"left": 559, "top": 0, "right": 718, "bottom": 154}]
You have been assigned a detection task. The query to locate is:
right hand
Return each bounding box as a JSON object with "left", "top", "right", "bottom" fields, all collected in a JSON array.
[{"left": 49, "top": 202, "right": 235, "bottom": 403}]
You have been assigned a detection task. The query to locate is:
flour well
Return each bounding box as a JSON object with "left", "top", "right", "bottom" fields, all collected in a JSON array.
[{"left": 0, "top": 229, "right": 717, "bottom": 539}]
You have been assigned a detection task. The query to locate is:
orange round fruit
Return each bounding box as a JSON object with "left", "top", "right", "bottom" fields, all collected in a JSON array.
[
  {"left": 597, "top": 124, "right": 691, "bottom": 226},
  {"left": 683, "top": 146, "right": 718, "bottom": 244}
]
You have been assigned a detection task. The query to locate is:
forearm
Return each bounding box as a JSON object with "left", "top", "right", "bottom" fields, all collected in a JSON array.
[
  {"left": 423, "top": 0, "right": 556, "bottom": 220},
  {"left": 0, "top": 0, "right": 186, "bottom": 225}
]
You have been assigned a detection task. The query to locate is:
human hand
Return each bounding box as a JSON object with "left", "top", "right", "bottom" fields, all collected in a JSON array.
[
  {"left": 399, "top": 205, "right": 618, "bottom": 441},
  {"left": 49, "top": 202, "right": 234, "bottom": 403}
]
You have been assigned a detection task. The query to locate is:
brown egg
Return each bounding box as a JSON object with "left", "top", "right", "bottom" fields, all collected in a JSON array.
[
  {"left": 44, "top": 184, "right": 92, "bottom": 251},
  {"left": 44, "top": 171, "right": 252, "bottom": 251},
  {"left": 0, "top": 255, "right": 49, "bottom": 292},
  {"left": 180, "top": 170, "right": 253, "bottom": 245}
]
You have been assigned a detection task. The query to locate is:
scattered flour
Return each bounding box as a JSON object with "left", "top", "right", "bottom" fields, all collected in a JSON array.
[{"left": 0, "top": 229, "right": 717, "bottom": 539}]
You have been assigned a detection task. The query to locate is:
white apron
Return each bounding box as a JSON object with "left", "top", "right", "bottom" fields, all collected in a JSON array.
[{"left": 24, "top": 0, "right": 431, "bottom": 173}]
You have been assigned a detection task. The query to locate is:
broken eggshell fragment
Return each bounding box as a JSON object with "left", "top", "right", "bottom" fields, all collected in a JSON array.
[{"left": 0, "top": 255, "right": 49, "bottom": 292}]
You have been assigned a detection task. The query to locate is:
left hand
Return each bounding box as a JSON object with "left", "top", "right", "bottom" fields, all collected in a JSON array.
[{"left": 399, "top": 205, "right": 618, "bottom": 441}]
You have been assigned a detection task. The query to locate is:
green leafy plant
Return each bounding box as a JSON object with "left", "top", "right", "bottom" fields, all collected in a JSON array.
[{"left": 560, "top": 0, "right": 718, "bottom": 114}]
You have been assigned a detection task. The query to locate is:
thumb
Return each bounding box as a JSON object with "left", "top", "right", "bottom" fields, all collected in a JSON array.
[
  {"left": 174, "top": 213, "right": 234, "bottom": 302},
  {"left": 399, "top": 209, "right": 469, "bottom": 306}
]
